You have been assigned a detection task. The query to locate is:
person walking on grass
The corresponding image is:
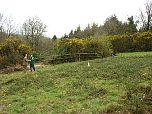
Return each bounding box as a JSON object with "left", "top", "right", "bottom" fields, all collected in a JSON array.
[
  {"left": 22, "top": 54, "right": 28, "bottom": 72},
  {"left": 29, "top": 54, "right": 35, "bottom": 72}
]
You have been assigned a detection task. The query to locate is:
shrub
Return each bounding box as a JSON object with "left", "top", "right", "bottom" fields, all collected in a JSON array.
[
  {"left": 56, "top": 37, "right": 112, "bottom": 61},
  {"left": 108, "top": 32, "right": 152, "bottom": 53},
  {"left": 0, "top": 37, "right": 31, "bottom": 69},
  {"left": 18, "top": 44, "right": 31, "bottom": 56},
  {"left": 133, "top": 32, "right": 152, "bottom": 51},
  {"left": 84, "top": 38, "right": 112, "bottom": 57},
  {"left": 109, "top": 34, "right": 134, "bottom": 52},
  {"left": 57, "top": 38, "right": 84, "bottom": 56}
]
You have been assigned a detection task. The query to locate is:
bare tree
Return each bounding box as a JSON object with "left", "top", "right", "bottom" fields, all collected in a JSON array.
[
  {"left": 0, "top": 13, "right": 6, "bottom": 37},
  {"left": 5, "top": 16, "right": 17, "bottom": 38},
  {"left": 22, "top": 17, "right": 47, "bottom": 51},
  {"left": 0, "top": 14, "right": 4, "bottom": 33},
  {"left": 139, "top": 1, "right": 152, "bottom": 31},
  {"left": 0, "top": 14, "right": 17, "bottom": 40}
]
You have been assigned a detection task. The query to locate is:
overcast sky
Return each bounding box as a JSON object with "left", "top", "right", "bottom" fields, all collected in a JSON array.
[{"left": 0, "top": 0, "right": 146, "bottom": 37}]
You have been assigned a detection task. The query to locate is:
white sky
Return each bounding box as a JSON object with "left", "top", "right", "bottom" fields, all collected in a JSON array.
[{"left": 0, "top": 0, "right": 146, "bottom": 38}]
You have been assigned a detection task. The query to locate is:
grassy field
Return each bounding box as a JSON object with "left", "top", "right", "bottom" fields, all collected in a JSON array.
[{"left": 1, "top": 52, "right": 152, "bottom": 114}]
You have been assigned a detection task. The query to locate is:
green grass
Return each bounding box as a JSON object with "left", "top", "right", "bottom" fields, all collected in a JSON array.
[{"left": 1, "top": 52, "right": 152, "bottom": 114}]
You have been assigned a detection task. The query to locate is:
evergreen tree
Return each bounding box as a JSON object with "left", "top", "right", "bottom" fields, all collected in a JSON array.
[
  {"left": 69, "top": 30, "right": 74, "bottom": 38},
  {"left": 126, "top": 16, "right": 137, "bottom": 33},
  {"left": 91, "top": 23, "right": 99, "bottom": 36},
  {"left": 103, "top": 15, "right": 123, "bottom": 35},
  {"left": 73, "top": 25, "right": 82, "bottom": 38},
  {"left": 52, "top": 35, "right": 57, "bottom": 40},
  {"left": 83, "top": 24, "right": 92, "bottom": 38}
]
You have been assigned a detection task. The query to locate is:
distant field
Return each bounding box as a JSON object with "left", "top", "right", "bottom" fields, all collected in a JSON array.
[{"left": 1, "top": 52, "right": 152, "bottom": 114}]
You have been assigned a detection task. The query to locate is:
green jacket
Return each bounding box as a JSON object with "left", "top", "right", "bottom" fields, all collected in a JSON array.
[{"left": 29, "top": 56, "right": 35, "bottom": 65}]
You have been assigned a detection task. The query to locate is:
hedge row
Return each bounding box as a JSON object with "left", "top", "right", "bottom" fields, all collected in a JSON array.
[
  {"left": 108, "top": 32, "right": 152, "bottom": 52},
  {"left": 57, "top": 38, "right": 112, "bottom": 58},
  {"left": 46, "top": 38, "right": 112, "bottom": 64}
]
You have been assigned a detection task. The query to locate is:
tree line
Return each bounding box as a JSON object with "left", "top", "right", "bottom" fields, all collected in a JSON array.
[
  {"left": 62, "top": 15, "right": 137, "bottom": 39},
  {"left": 62, "top": 1, "right": 152, "bottom": 39}
]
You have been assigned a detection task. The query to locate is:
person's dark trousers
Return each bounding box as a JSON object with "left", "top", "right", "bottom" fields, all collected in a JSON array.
[{"left": 30, "top": 64, "right": 35, "bottom": 71}]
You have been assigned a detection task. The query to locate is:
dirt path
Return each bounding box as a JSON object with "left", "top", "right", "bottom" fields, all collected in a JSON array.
[{"left": 27, "top": 62, "right": 44, "bottom": 68}]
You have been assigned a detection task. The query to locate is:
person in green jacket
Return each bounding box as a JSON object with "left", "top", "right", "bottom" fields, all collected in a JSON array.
[{"left": 29, "top": 54, "right": 35, "bottom": 71}]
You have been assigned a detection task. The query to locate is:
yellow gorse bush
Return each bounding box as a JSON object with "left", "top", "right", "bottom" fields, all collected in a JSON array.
[
  {"left": 108, "top": 32, "right": 152, "bottom": 52},
  {"left": 57, "top": 37, "right": 112, "bottom": 57},
  {"left": 0, "top": 37, "right": 31, "bottom": 69}
]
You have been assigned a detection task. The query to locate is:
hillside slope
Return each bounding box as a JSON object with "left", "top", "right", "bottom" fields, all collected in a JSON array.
[{"left": 1, "top": 52, "right": 152, "bottom": 114}]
